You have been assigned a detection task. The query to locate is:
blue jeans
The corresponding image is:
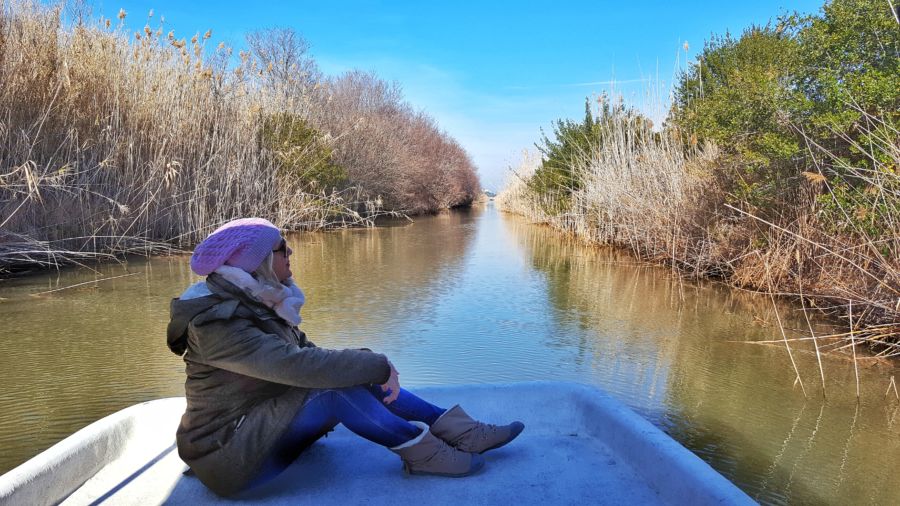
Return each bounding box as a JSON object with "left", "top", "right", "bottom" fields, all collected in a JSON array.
[{"left": 246, "top": 385, "right": 446, "bottom": 489}]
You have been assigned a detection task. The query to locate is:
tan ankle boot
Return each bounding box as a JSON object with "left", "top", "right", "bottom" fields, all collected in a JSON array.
[
  {"left": 430, "top": 405, "right": 525, "bottom": 454},
  {"left": 390, "top": 421, "right": 485, "bottom": 477}
]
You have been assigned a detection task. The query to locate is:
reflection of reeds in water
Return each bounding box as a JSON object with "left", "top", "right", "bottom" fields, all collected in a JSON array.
[
  {"left": 835, "top": 401, "right": 859, "bottom": 495},
  {"left": 511, "top": 205, "right": 896, "bottom": 402},
  {"left": 296, "top": 210, "right": 480, "bottom": 349},
  {"left": 756, "top": 402, "right": 809, "bottom": 500},
  {"left": 887, "top": 376, "right": 899, "bottom": 399},
  {"left": 784, "top": 402, "right": 823, "bottom": 503}
]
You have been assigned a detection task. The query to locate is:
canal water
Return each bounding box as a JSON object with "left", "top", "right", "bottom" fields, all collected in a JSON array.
[{"left": 0, "top": 203, "right": 897, "bottom": 505}]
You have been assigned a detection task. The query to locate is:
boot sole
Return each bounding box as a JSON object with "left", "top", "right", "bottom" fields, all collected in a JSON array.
[{"left": 404, "top": 456, "right": 486, "bottom": 478}]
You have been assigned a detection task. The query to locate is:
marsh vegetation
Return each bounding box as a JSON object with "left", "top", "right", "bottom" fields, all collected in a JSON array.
[
  {"left": 499, "top": 0, "right": 900, "bottom": 385},
  {"left": 0, "top": 1, "right": 480, "bottom": 275}
]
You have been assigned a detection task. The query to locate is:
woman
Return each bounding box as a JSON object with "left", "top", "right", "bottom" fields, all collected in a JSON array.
[{"left": 166, "top": 218, "right": 524, "bottom": 497}]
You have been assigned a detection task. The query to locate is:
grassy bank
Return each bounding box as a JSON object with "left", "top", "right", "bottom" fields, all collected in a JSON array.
[
  {"left": 0, "top": 1, "right": 480, "bottom": 275},
  {"left": 499, "top": 0, "right": 899, "bottom": 384}
]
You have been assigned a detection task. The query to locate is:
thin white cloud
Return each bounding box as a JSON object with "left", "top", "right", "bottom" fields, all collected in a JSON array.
[
  {"left": 502, "top": 77, "right": 654, "bottom": 91},
  {"left": 565, "top": 77, "right": 654, "bottom": 87}
]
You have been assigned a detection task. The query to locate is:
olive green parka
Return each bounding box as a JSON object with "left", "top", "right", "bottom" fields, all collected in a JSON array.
[{"left": 166, "top": 273, "right": 391, "bottom": 496}]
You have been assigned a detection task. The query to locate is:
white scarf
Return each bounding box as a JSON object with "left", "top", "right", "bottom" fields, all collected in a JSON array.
[{"left": 214, "top": 265, "right": 305, "bottom": 325}]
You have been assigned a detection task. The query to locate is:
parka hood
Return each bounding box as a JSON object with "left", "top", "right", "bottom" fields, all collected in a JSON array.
[
  {"left": 167, "top": 282, "right": 227, "bottom": 355},
  {"left": 167, "top": 276, "right": 275, "bottom": 355}
]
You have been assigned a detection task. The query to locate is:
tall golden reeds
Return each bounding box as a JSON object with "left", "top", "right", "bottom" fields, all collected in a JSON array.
[{"left": 0, "top": 1, "right": 477, "bottom": 275}]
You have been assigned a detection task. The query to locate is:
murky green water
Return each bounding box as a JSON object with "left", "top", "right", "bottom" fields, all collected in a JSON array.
[{"left": 1, "top": 203, "right": 898, "bottom": 504}]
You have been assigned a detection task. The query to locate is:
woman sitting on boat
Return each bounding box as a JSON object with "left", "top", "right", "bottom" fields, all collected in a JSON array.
[{"left": 166, "top": 218, "right": 524, "bottom": 497}]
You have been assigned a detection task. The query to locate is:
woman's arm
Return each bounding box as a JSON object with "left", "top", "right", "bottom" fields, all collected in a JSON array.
[{"left": 191, "top": 318, "right": 391, "bottom": 388}]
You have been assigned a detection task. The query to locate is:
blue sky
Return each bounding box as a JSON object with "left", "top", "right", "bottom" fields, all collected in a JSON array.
[{"left": 92, "top": 1, "right": 824, "bottom": 191}]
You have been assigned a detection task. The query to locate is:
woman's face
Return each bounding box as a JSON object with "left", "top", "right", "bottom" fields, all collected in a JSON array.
[{"left": 272, "top": 238, "right": 293, "bottom": 282}]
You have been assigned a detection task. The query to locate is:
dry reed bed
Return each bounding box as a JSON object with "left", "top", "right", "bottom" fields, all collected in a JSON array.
[
  {"left": 498, "top": 106, "right": 900, "bottom": 390},
  {"left": 0, "top": 1, "right": 478, "bottom": 275}
]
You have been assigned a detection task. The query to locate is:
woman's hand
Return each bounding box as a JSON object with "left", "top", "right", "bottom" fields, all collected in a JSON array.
[{"left": 380, "top": 361, "right": 401, "bottom": 404}]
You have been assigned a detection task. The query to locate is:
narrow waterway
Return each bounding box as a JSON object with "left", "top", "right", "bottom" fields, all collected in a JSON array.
[{"left": 1, "top": 203, "right": 897, "bottom": 505}]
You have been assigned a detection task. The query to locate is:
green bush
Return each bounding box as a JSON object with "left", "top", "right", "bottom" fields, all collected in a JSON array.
[
  {"left": 260, "top": 112, "right": 348, "bottom": 191},
  {"left": 528, "top": 99, "right": 598, "bottom": 211},
  {"left": 672, "top": 0, "right": 899, "bottom": 230},
  {"left": 792, "top": 0, "right": 900, "bottom": 172},
  {"left": 671, "top": 25, "right": 802, "bottom": 211},
  {"left": 794, "top": 0, "right": 899, "bottom": 122}
]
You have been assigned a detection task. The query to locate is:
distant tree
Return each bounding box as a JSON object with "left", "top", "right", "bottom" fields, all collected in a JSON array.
[
  {"left": 246, "top": 27, "right": 321, "bottom": 109},
  {"left": 311, "top": 70, "right": 479, "bottom": 213}
]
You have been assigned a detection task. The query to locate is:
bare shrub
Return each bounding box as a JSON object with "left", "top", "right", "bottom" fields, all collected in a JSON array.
[{"left": 312, "top": 71, "right": 479, "bottom": 214}]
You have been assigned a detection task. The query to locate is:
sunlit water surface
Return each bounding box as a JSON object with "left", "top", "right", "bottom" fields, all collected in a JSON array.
[{"left": 1, "top": 204, "right": 898, "bottom": 505}]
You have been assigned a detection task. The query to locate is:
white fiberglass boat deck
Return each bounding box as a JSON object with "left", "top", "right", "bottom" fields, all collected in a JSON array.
[{"left": 0, "top": 382, "right": 754, "bottom": 505}]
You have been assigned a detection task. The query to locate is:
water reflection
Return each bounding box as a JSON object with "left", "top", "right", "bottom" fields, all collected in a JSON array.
[
  {"left": 0, "top": 204, "right": 897, "bottom": 506},
  {"left": 297, "top": 209, "right": 481, "bottom": 352},
  {"left": 502, "top": 209, "right": 900, "bottom": 506}
]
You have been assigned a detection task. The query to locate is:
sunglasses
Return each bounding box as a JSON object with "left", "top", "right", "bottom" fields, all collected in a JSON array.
[{"left": 273, "top": 239, "right": 287, "bottom": 254}]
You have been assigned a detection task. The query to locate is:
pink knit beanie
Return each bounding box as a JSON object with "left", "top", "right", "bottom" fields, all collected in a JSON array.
[{"left": 190, "top": 218, "right": 282, "bottom": 276}]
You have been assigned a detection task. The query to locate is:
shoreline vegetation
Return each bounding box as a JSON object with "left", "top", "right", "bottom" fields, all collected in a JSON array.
[
  {"left": 0, "top": 1, "right": 480, "bottom": 277},
  {"left": 498, "top": 0, "right": 899, "bottom": 385}
]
